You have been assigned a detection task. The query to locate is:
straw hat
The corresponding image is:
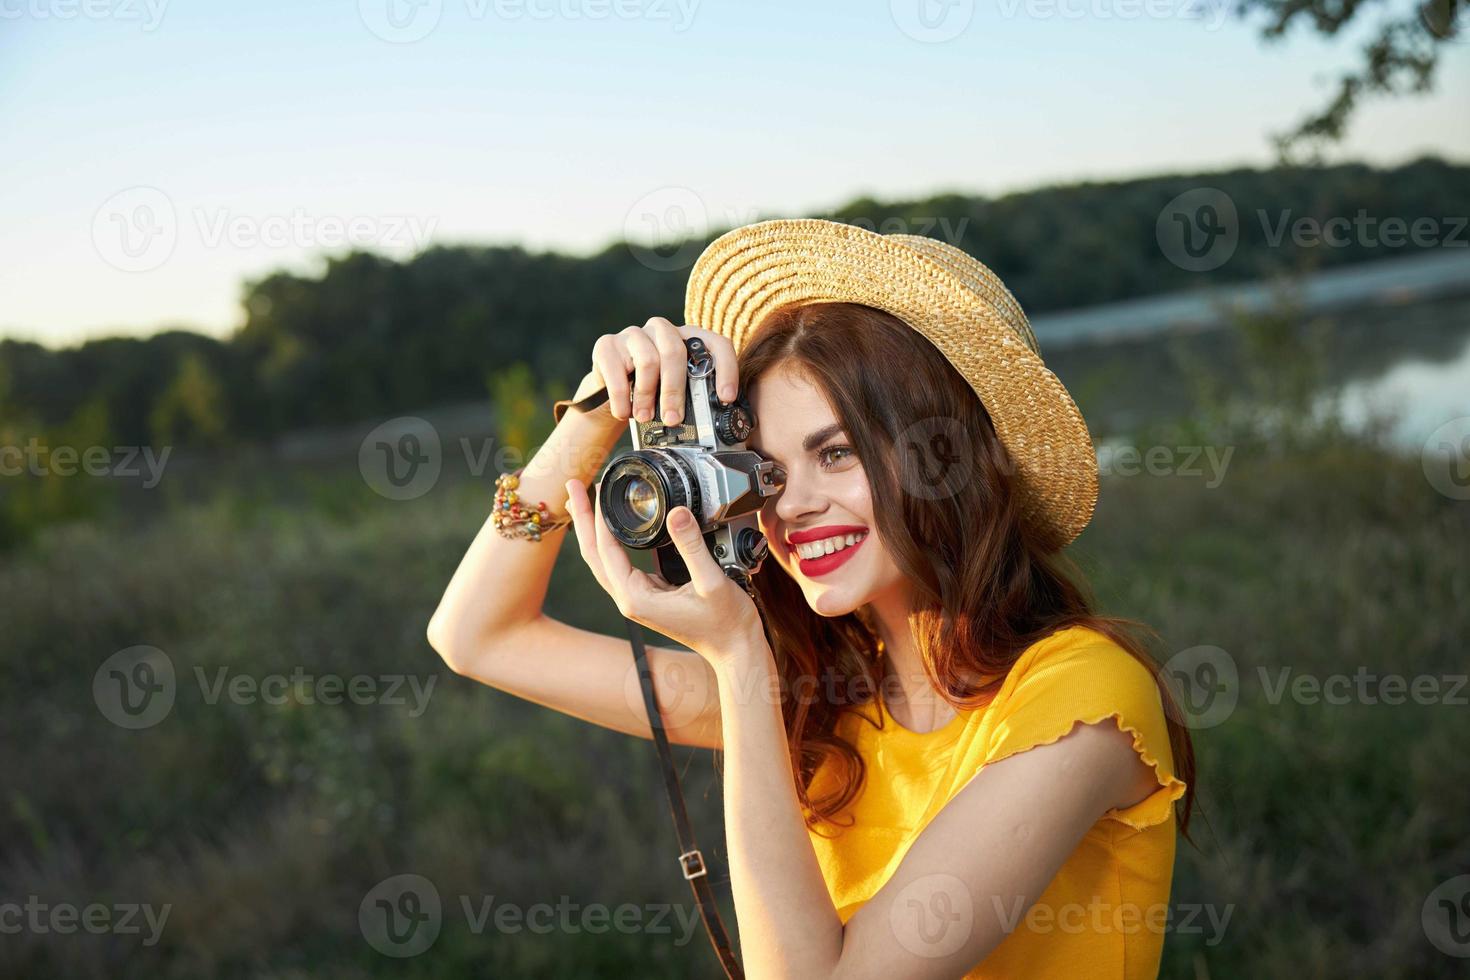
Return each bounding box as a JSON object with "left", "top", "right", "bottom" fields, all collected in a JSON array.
[{"left": 683, "top": 218, "right": 1098, "bottom": 551}]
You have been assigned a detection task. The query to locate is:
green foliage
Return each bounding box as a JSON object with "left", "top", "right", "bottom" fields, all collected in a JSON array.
[
  {"left": 488, "top": 360, "right": 557, "bottom": 461},
  {"left": 0, "top": 488, "right": 725, "bottom": 978},
  {"left": 1076, "top": 439, "right": 1469, "bottom": 979},
  {"left": 0, "top": 391, "right": 116, "bottom": 551},
  {"left": 150, "top": 350, "right": 229, "bottom": 448}
]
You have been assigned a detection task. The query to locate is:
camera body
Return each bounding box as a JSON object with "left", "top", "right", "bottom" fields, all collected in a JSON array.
[{"left": 598, "top": 337, "right": 784, "bottom": 594}]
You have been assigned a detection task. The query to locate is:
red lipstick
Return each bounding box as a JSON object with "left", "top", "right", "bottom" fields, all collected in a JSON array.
[
  {"left": 786, "top": 525, "right": 870, "bottom": 578},
  {"left": 786, "top": 524, "right": 869, "bottom": 545}
]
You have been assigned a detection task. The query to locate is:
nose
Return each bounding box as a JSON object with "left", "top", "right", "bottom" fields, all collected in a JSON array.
[{"left": 770, "top": 463, "right": 827, "bottom": 527}]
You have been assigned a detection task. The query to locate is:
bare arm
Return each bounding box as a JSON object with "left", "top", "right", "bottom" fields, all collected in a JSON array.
[
  {"left": 426, "top": 368, "right": 621, "bottom": 664},
  {"left": 427, "top": 320, "right": 734, "bottom": 749}
]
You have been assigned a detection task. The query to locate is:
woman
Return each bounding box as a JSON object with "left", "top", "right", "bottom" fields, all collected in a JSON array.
[{"left": 428, "top": 218, "right": 1195, "bottom": 978}]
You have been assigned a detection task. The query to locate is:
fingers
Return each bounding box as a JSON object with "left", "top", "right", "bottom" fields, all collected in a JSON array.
[
  {"left": 595, "top": 317, "right": 737, "bottom": 423},
  {"left": 683, "top": 325, "right": 739, "bottom": 404},
  {"left": 591, "top": 335, "right": 634, "bottom": 422},
  {"left": 645, "top": 316, "right": 688, "bottom": 426},
  {"left": 592, "top": 484, "right": 639, "bottom": 599},
  {"left": 665, "top": 506, "right": 725, "bottom": 597},
  {"left": 620, "top": 325, "right": 661, "bottom": 424},
  {"left": 567, "top": 477, "right": 641, "bottom": 613},
  {"left": 564, "top": 479, "right": 613, "bottom": 594}
]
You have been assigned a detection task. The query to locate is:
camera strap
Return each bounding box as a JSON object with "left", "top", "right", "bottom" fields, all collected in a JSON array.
[
  {"left": 551, "top": 383, "right": 745, "bottom": 979},
  {"left": 552, "top": 374, "right": 612, "bottom": 424},
  {"left": 626, "top": 618, "right": 744, "bottom": 980}
]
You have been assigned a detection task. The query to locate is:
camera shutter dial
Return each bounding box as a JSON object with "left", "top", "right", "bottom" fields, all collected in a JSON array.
[{"left": 715, "top": 404, "right": 753, "bottom": 444}]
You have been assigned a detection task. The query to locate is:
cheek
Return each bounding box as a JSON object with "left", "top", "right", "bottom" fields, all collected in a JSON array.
[
  {"left": 758, "top": 500, "right": 779, "bottom": 537},
  {"left": 834, "top": 471, "right": 875, "bottom": 525},
  {"left": 757, "top": 506, "right": 786, "bottom": 564},
  {"left": 838, "top": 474, "right": 897, "bottom": 572}
]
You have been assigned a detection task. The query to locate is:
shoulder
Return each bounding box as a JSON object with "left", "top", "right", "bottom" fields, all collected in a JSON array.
[
  {"left": 999, "top": 624, "right": 1162, "bottom": 709},
  {"left": 979, "top": 624, "right": 1185, "bottom": 829}
]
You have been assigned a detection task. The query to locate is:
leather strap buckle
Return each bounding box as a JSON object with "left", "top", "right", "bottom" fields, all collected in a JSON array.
[{"left": 679, "top": 848, "right": 708, "bottom": 880}]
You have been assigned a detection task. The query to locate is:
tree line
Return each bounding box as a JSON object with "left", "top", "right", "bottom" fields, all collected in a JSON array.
[{"left": 2, "top": 155, "right": 1465, "bottom": 454}]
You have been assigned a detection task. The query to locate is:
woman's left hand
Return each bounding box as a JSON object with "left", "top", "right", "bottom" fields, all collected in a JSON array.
[{"left": 564, "top": 478, "right": 763, "bottom": 663}]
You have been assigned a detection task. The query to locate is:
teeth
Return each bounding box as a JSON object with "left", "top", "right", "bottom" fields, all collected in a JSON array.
[{"left": 795, "top": 532, "right": 867, "bottom": 561}]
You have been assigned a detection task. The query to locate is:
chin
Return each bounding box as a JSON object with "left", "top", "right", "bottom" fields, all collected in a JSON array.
[
  {"left": 807, "top": 591, "right": 864, "bottom": 618},
  {"left": 799, "top": 575, "right": 880, "bottom": 618}
]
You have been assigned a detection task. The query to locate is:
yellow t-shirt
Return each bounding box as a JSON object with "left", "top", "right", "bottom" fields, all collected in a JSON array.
[{"left": 806, "top": 625, "right": 1186, "bottom": 979}]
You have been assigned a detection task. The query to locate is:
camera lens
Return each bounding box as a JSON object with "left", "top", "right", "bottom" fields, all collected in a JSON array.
[
  {"left": 599, "top": 451, "right": 696, "bottom": 548},
  {"left": 623, "top": 476, "right": 660, "bottom": 527}
]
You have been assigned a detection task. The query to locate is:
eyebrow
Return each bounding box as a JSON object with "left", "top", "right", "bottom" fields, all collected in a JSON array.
[{"left": 802, "top": 423, "right": 846, "bottom": 453}]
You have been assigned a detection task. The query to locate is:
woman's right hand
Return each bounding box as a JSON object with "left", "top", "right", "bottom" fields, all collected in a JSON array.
[{"left": 590, "top": 317, "right": 740, "bottom": 426}]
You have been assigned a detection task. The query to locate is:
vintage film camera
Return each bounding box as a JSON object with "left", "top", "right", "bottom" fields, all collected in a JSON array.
[{"left": 598, "top": 337, "right": 785, "bottom": 594}]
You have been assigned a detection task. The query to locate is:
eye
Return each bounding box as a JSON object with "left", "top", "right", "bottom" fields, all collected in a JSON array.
[{"left": 817, "top": 445, "right": 855, "bottom": 471}]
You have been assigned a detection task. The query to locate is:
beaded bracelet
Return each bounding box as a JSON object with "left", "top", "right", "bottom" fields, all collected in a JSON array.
[{"left": 492, "top": 469, "right": 573, "bottom": 542}]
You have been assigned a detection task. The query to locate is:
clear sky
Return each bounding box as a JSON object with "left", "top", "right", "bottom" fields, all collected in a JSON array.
[{"left": 2, "top": 0, "right": 1467, "bottom": 346}]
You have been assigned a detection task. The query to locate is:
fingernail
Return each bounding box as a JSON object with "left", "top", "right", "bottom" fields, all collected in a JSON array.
[{"left": 670, "top": 508, "right": 691, "bottom": 530}]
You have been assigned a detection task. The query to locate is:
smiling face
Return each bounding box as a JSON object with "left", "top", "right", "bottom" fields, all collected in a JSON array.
[{"left": 746, "top": 361, "right": 909, "bottom": 618}]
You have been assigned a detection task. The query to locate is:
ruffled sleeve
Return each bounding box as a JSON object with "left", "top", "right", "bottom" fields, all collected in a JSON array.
[{"left": 981, "top": 627, "right": 1186, "bottom": 831}]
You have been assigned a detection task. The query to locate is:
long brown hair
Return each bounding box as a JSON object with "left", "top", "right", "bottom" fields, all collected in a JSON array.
[{"left": 737, "top": 302, "right": 1197, "bottom": 839}]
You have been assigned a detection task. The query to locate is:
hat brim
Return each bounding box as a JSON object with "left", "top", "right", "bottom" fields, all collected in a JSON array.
[{"left": 683, "top": 218, "right": 1098, "bottom": 551}]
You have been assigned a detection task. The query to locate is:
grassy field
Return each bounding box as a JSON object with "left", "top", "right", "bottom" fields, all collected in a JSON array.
[{"left": 2, "top": 320, "right": 1468, "bottom": 977}]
